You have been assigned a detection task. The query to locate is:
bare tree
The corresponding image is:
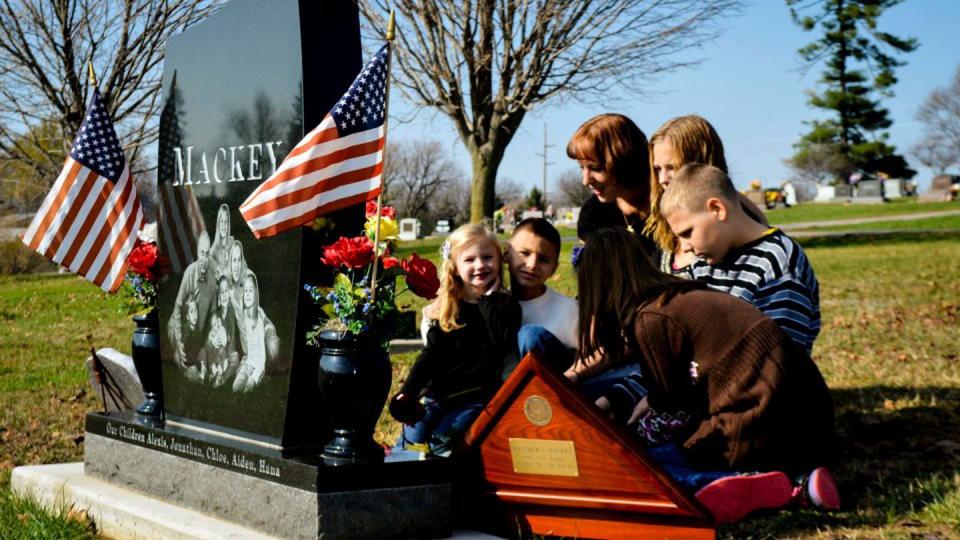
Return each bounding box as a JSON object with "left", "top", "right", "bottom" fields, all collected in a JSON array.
[
  {"left": 555, "top": 168, "right": 590, "bottom": 207},
  {"left": 911, "top": 138, "right": 959, "bottom": 175},
  {"left": 0, "top": 0, "right": 221, "bottom": 203},
  {"left": 384, "top": 140, "right": 463, "bottom": 226},
  {"left": 432, "top": 177, "right": 472, "bottom": 229},
  {"left": 361, "top": 0, "right": 743, "bottom": 222},
  {"left": 494, "top": 176, "right": 524, "bottom": 208},
  {"left": 915, "top": 65, "right": 960, "bottom": 172}
]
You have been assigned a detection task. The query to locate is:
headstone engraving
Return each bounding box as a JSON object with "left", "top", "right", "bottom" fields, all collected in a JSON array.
[{"left": 153, "top": 0, "right": 366, "bottom": 449}]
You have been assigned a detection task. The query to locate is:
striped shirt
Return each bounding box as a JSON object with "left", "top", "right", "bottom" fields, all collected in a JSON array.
[{"left": 684, "top": 228, "right": 820, "bottom": 354}]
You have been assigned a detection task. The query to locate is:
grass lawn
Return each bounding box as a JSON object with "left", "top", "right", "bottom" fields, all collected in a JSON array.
[
  {"left": 793, "top": 214, "right": 960, "bottom": 233},
  {"left": 2, "top": 232, "right": 960, "bottom": 538},
  {"left": 765, "top": 198, "right": 960, "bottom": 225}
]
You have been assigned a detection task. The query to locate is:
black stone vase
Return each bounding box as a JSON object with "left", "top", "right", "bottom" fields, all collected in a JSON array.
[
  {"left": 131, "top": 308, "right": 163, "bottom": 421},
  {"left": 317, "top": 329, "right": 392, "bottom": 463}
]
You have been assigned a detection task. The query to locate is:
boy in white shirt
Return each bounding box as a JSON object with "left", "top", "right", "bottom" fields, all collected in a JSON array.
[{"left": 507, "top": 218, "right": 578, "bottom": 373}]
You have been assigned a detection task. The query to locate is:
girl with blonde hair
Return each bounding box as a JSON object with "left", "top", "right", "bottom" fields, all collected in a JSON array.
[
  {"left": 233, "top": 270, "right": 279, "bottom": 392},
  {"left": 209, "top": 204, "right": 234, "bottom": 274},
  {"left": 390, "top": 223, "right": 521, "bottom": 455},
  {"left": 645, "top": 115, "right": 766, "bottom": 270}
]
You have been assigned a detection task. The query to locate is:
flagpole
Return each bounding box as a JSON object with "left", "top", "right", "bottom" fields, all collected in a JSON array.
[
  {"left": 369, "top": 10, "right": 395, "bottom": 304},
  {"left": 88, "top": 61, "right": 97, "bottom": 87}
]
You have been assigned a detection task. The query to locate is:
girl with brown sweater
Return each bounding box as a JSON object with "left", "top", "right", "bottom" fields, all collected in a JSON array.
[{"left": 574, "top": 227, "right": 840, "bottom": 523}]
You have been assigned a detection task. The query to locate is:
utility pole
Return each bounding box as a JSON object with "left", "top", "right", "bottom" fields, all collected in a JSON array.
[{"left": 535, "top": 123, "right": 554, "bottom": 211}]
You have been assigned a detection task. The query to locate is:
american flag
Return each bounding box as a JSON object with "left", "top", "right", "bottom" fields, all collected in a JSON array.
[
  {"left": 20, "top": 88, "right": 143, "bottom": 292},
  {"left": 240, "top": 44, "right": 390, "bottom": 238},
  {"left": 156, "top": 75, "right": 205, "bottom": 273}
]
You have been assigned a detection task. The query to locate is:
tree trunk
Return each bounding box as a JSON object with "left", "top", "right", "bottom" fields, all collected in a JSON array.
[{"left": 469, "top": 147, "right": 502, "bottom": 223}]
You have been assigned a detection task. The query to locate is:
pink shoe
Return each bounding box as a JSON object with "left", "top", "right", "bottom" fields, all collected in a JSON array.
[
  {"left": 805, "top": 467, "right": 841, "bottom": 511},
  {"left": 695, "top": 472, "right": 793, "bottom": 524}
]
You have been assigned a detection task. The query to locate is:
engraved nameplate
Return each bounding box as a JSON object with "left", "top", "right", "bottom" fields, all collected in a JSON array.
[{"left": 509, "top": 438, "right": 579, "bottom": 477}]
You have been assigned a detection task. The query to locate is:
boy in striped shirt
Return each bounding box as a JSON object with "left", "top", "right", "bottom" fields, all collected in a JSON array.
[{"left": 660, "top": 164, "right": 820, "bottom": 353}]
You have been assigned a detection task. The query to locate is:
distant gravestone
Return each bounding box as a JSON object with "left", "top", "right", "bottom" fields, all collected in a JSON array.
[
  {"left": 815, "top": 185, "right": 835, "bottom": 202},
  {"left": 398, "top": 218, "right": 420, "bottom": 241},
  {"left": 884, "top": 179, "right": 903, "bottom": 199},
  {"left": 834, "top": 184, "right": 853, "bottom": 199},
  {"left": 921, "top": 174, "right": 955, "bottom": 201},
  {"left": 855, "top": 180, "right": 884, "bottom": 202}
]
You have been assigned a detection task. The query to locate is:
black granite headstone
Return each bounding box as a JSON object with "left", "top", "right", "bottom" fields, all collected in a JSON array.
[{"left": 155, "top": 0, "right": 364, "bottom": 449}]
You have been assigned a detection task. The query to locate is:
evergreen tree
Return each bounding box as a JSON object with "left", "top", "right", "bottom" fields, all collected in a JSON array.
[
  {"left": 787, "top": 0, "right": 917, "bottom": 181},
  {"left": 525, "top": 187, "right": 545, "bottom": 211}
]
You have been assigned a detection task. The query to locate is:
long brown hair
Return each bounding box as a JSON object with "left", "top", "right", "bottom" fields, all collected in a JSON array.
[
  {"left": 576, "top": 228, "right": 703, "bottom": 365},
  {"left": 566, "top": 113, "right": 650, "bottom": 194},
  {"left": 645, "top": 115, "right": 727, "bottom": 250}
]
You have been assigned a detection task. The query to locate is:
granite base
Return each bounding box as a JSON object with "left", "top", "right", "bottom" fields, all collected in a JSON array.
[{"left": 84, "top": 412, "right": 453, "bottom": 539}]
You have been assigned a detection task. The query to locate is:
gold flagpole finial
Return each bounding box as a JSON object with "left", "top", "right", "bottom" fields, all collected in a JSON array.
[
  {"left": 87, "top": 61, "right": 97, "bottom": 87},
  {"left": 386, "top": 10, "right": 395, "bottom": 41}
]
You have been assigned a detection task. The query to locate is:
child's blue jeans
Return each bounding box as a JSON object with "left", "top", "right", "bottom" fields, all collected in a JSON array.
[
  {"left": 396, "top": 396, "right": 482, "bottom": 455},
  {"left": 517, "top": 324, "right": 575, "bottom": 372},
  {"left": 648, "top": 442, "right": 735, "bottom": 492}
]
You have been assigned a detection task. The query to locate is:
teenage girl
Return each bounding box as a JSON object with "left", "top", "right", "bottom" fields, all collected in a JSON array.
[
  {"left": 389, "top": 224, "right": 521, "bottom": 455},
  {"left": 645, "top": 114, "right": 767, "bottom": 271},
  {"left": 575, "top": 227, "right": 840, "bottom": 523}
]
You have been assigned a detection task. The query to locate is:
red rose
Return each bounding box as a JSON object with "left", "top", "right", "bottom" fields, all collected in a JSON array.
[
  {"left": 321, "top": 236, "right": 374, "bottom": 269},
  {"left": 365, "top": 200, "right": 397, "bottom": 220},
  {"left": 382, "top": 256, "right": 400, "bottom": 269},
  {"left": 128, "top": 239, "right": 160, "bottom": 280},
  {"left": 401, "top": 253, "right": 440, "bottom": 299}
]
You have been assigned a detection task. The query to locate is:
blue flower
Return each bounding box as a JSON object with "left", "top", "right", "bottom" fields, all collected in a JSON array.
[{"left": 571, "top": 245, "right": 584, "bottom": 267}]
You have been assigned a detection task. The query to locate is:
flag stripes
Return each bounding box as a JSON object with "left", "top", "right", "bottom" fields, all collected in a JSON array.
[
  {"left": 21, "top": 160, "right": 142, "bottom": 292},
  {"left": 239, "top": 44, "right": 390, "bottom": 238},
  {"left": 20, "top": 88, "right": 143, "bottom": 293},
  {"left": 158, "top": 182, "right": 205, "bottom": 273}
]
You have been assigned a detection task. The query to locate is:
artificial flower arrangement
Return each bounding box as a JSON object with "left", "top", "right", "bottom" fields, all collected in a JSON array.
[
  {"left": 118, "top": 225, "right": 170, "bottom": 315},
  {"left": 304, "top": 201, "right": 439, "bottom": 349}
]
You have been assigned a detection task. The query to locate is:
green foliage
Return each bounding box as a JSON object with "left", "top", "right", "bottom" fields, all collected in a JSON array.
[
  {"left": 525, "top": 186, "right": 545, "bottom": 210},
  {"left": 787, "top": 0, "right": 917, "bottom": 181},
  {"left": 0, "top": 489, "right": 97, "bottom": 539},
  {"left": 304, "top": 264, "right": 405, "bottom": 350},
  {"left": 114, "top": 273, "right": 158, "bottom": 316}
]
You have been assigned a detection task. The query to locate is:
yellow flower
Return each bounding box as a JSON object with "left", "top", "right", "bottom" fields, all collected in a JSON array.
[{"left": 365, "top": 216, "right": 398, "bottom": 241}]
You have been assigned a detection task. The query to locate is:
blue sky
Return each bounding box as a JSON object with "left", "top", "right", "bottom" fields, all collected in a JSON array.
[{"left": 387, "top": 0, "right": 960, "bottom": 195}]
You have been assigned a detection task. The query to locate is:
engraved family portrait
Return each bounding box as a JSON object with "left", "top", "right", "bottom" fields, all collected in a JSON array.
[{"left": 166, "top": 203, "right": 279, "bottom": 392}]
